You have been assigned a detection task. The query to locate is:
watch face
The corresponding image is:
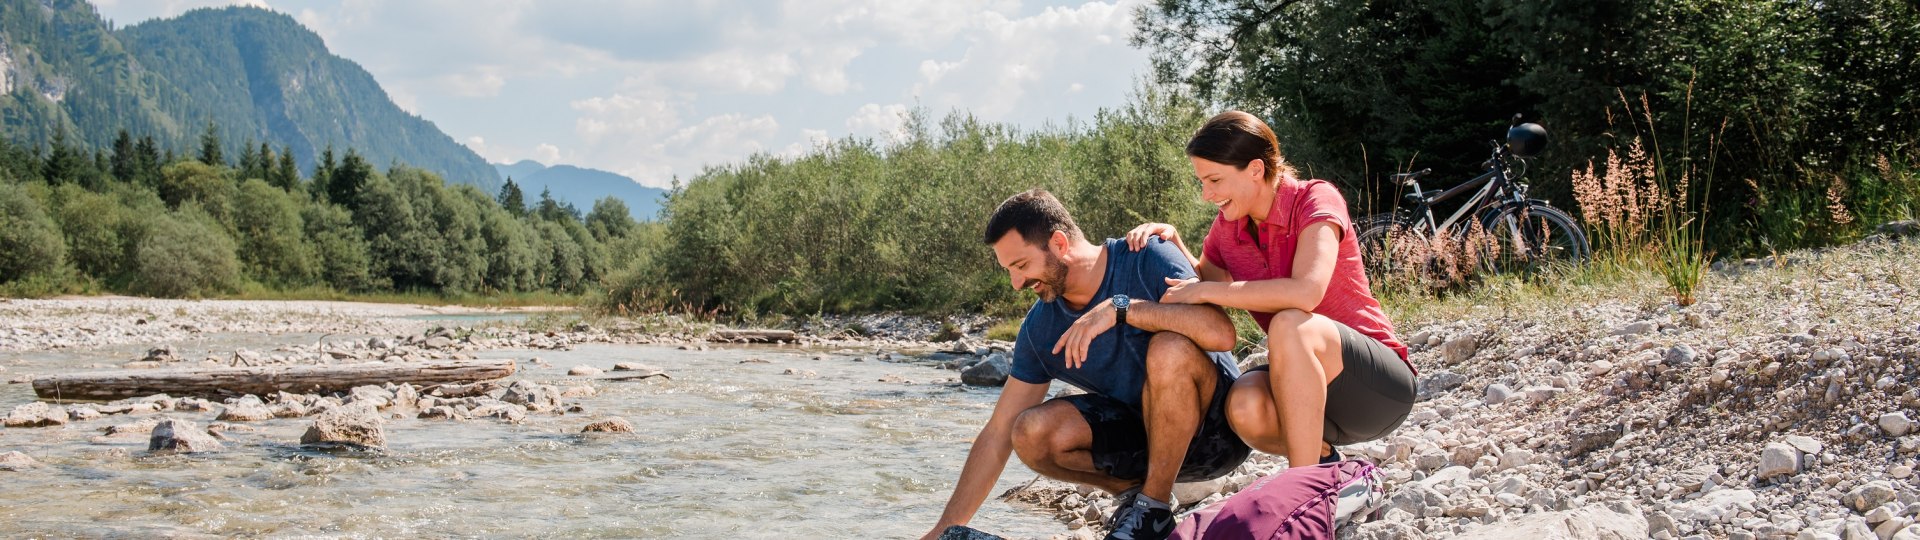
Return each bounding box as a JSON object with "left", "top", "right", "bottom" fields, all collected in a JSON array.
[{"left": 1113, "top": 295, "right": 1129, "bottom": 309}]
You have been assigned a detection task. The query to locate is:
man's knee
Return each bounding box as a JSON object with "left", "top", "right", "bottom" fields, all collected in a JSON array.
[
  {"left": 1012, "top": 403, "right": 1072, "bottom": 461},
  {"left": 1145, "top": 332, "right": 1208, "bottom": 376}
]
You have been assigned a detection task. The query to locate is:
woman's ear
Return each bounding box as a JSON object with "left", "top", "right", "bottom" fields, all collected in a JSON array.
[{"left": 1245, "top": 158, "right": 1267, "bottom": 182}]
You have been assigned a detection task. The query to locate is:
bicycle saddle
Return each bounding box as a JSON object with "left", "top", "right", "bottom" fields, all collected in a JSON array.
[{"left": 1389, "top": 168, "right": 1431, "bottom": 186}]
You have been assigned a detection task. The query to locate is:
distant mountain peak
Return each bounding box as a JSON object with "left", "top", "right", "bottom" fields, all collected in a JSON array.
[{"left": 491, "top": 161, "right": 663, "bottom": 221}]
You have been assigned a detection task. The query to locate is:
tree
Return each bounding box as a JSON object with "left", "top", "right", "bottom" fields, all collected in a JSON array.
[
  {"left": 110, "top": 129, "right": 136, "bottom": 182},
  {"left": 129, "top": 204, "right": 240, "bottom": 297},
  {"left": 42, "top": 130, "right": 89, "bottom": 186},
  {"left": 197, "top": 121, "right": 224, "bottom": 166},
  {"left": 326, "top": 149, "right": 374, "bottom": 208},
  {"left": 233, "top": 179, "right": 316, "bottom": 286},
  {"left": 132, "top": 135, "right": 163, "bottom": 188},
  {"left": 534, "top": 187, "right": 574, "bottom": 222},
  {"left": 0, "top": 184, "right": 69, "bottom": 284},
  {"left": 273, "top": 145, "right": 300, "bottom": 191},
  {"left": 585, "top": 196, "right": 637, "bottom": 241},
  {"left": 498, "top": 177, "right": 526, "bottom": 217}
]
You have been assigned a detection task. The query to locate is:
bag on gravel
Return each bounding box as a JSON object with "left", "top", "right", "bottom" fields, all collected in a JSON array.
[{"left": 1169, "top": 459, "right": 1385, "bottom": 540}]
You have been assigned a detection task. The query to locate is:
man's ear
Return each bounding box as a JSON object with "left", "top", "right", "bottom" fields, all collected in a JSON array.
[{"left": 1049, "top": 230, "right": 1071, "bottom": 256}]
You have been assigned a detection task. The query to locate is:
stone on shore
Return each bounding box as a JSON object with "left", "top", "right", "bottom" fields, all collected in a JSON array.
[
  {"left": 568, "top": 365, "right": 603, "bottom": 376},
  {"left": 148, "top": 418, "right": 223, "bottom": 454},
  {"left": 216, "top": 396, "right": 275, "bottom": 422},
  {"left": 1758, "top": 442, "right": 1803, "bottom": 479},
  {"left": 582, "top": 417, "right": 635, "bottom": 433},
  {"left": 1881, "top": 412, "right": 1914, "bottom": 437},
  {"left": 1844, "top": 481, "right": 1896, "bottom": 513},
  {"left": 301, "top": 405, "right": 386, "bottom": 448},
  {"left": 1451, "top": 503, "right": 1648, "bottom": 539},
  {"left": 0, "top": 451, "right": 40, "bottom": 470},
  {"left": 961, "top": 353, "right": 1012, "bottom": 387},
  {"left": 4, "top": 402, "right": 67, "bottom": 428}
]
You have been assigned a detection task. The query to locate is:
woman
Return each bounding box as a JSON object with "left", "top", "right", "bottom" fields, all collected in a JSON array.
[{"left": 1126, "top": 110, "right": 1414, "bottom": 468}]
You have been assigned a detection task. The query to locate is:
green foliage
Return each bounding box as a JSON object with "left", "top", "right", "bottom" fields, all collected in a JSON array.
[
  {"left": 615, "top": 87, "right": 1215, "bottom": 317},
  {"left": 0, "top": 182, "right": 69, "bottom": 284},
  {"left": 585, "top": 196, "right": 636, "bottom": 241},
  {"left": 232, "top": 178, "right": 316, "bottom": 286},
  {"left": 49, "top": 183, "right": 131, "bottom": 280},
  {"left": 300, "top": 201, "right": 377, "bottom": 291},
  {"left": 1135, "top": 0, "right": 1920, "bottom": 256},
  {"left": 157, "top": 160, "right": 236, "bottom": 227},
  {"left": 498, "top": 178, "right": 527, "bottom": 217},
  {"left": 130, "top": 204, "right": 240, "bottom": 297}
]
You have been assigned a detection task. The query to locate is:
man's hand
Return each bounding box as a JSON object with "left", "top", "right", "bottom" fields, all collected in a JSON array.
[
  {"left": 1125, "top": 222, "right": 1180, "bottom": 251},
  {"left": 1052, "top": 299, "right": 1117, "bottom": 369},
  {"left": 1161, "top": 277, "right": 1212, "bottom": 305}
]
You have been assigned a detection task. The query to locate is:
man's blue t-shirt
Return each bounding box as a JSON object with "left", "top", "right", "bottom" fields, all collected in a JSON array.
[{"left": 1009, "top": 237, "right": 1240, "bottom": 408}]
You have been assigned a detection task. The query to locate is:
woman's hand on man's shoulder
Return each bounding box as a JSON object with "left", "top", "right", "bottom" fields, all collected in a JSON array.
[{"left": 1125, "top": 222, "right": 1179, "bottom": 251}]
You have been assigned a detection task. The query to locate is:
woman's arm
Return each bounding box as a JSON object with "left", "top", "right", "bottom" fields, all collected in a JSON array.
[{"left": 1163, "top": 221, "right": 1340, "bottom": 313}]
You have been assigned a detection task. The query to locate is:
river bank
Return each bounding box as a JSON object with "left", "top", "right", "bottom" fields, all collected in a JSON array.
[{"left": 4, "top": 232, "right": 1919, "bottom": 539}]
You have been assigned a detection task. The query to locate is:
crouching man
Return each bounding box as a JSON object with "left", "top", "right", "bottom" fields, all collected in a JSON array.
[{"left": 921, "top": 189, "right": 1250, "bottom": 540}]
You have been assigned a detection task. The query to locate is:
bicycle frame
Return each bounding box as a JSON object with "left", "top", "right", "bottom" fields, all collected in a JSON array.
[{"left": 1399, "top": 146, "right": 1527, "bottom": 237}]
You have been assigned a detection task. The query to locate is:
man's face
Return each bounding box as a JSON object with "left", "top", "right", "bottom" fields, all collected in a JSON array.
[{"left": 992, "top": 231, "right": 1070, "bottom": 303}]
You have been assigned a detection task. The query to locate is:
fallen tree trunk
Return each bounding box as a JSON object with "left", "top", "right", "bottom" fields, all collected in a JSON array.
[
  {"left": 32, "top": 360, "right": 518, "bottom": 401},
  {"left": 709, "top": 328, "right": 799, "bottom": 343}
]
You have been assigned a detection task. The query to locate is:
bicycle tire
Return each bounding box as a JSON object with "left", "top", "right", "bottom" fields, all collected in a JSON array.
[
  {"left": 1356, "top": 213, "right": 1423, "bottom": 281},
  {"left": 1475, "top": 202, "right": 1590, "bottom": 275}
]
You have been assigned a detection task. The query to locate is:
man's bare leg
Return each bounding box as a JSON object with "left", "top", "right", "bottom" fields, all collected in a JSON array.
[
  {"left": 1135, "top": 332, "right": 1217, "bottom": 504},
  {"left": 1010, "top": 400, "right": 1136, "bottom": 494}
]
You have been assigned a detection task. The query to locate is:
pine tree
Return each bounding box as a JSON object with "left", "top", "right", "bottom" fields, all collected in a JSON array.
[
  {"left": 197, "top": 121, "right": 223, "bottom": 166},
  {"left": 110, "top": 129, "right": 136, "bottom": 182},
  {"left": 328, "top": 149, "right": 373, "bottom": 208},
  {"left": 238, "top": 141, "right": 261, "bottom": 179},
  {"left": 311, "top": 146, "right": 337, "bottom": 200},
  {"left": 498, "top": 177, "right": 526, "bottom": 216},
  {"left": 273, "top": 145, "right": 300, "bottom": 191},
  {"left": 134, "top": 135, "right": 162, "bottom": 188},
  {"left": 42, "top": 130, "right": 84, "bottom": 185}
]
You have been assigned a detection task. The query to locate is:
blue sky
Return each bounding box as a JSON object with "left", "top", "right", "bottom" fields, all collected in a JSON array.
[{"left": 94, "top": 0, "right": 1155, "bottom": 188}]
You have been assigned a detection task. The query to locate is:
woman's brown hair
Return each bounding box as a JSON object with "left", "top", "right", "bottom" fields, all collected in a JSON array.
[{"left": 1185, "top": 111, "right": 1293, "bottom": 183}]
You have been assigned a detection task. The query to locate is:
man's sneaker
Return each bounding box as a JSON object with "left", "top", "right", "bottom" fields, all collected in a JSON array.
[
  {"left": 1104, "top": 493, "right": 1175, "bottom": 540},
  {"left": 1320, "top": 446, "right": 1344, "bottom": 465},
  {"left": 1106, "top": 484, "right": 1143, "bottom": 529}
]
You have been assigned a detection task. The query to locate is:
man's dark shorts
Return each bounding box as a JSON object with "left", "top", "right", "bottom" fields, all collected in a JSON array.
[
  {"left": 1247, "top": 320, "right": 1415, "bottom": 445},
  {"left": 1056, "top": 364, "right": 1250, "bottom": 483}
]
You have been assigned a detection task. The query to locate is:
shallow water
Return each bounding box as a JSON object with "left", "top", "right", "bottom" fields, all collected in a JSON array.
[{"left": 0, "top": 342, "right": 1065, "bottom": 538}]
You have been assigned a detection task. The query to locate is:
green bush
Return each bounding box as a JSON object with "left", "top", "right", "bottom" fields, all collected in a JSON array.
[
  {"left": 301, "top": 202, "right": 378, "bottom": 291},
  {"left": 232, "top": 178, "right": 317, "bottom": 286},
  {"left": 0, "top": 183, "right": 69, "bottom": 284},
  {"left": 130, "top": 204, "right": 240, "bottom": 297},
  {"left": 50, "top": 184, "right": 129, "bottom": 280}
]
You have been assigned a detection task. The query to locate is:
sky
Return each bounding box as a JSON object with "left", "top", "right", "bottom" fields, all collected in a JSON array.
[{"left": 92, "top": 0, "right": 1156, "bottom": 188}]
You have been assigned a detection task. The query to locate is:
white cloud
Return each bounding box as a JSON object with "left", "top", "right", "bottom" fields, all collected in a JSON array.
[
  {"left": 533, "top": 143, "right": 563, "bottom": 164},
  {"left": 94, "top": 1, "right": 1157, "bottom": 191},
  {"left": 846, "top": 103, "right": 911, "bottom": 142}
]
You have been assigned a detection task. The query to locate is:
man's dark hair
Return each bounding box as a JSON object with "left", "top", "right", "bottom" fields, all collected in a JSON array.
[{"left": 983, "top": 189, "right": 1081, "bottom": 246}]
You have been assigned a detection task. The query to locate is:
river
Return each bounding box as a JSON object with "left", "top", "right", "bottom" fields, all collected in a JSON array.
[{"left": 0, "top": 336, "right": 1066, "bottom": 538}]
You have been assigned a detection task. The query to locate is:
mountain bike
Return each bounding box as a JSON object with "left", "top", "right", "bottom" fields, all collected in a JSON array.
[{"left": 1355, "top": 117, "right": 1589, "bottom": 280}]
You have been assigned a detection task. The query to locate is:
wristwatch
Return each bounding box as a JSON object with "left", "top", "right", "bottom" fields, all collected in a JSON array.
[{"left": 1111, "top": 295, "right": 1130, "bottom": 328}]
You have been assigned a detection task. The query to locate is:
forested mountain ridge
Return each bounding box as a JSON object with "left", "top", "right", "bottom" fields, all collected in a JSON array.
[
  {"left": 494, "top": 160, "right": 666, "bottom": 221},
  {"left": 0, "top": 1, "right": 499, "bottom": 191}
]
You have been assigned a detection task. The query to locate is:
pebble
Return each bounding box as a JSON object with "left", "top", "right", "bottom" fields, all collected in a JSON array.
[
  {"left": 1485, "top": 384, "right": 1515, "bottom": 405},
  {"left": 1759, "top": 442, "right": 1803, "bottom": 479},
  {"left": 1881, "top": 412, "right": 1914, "bottom": 437},
  {"left": 0, "top": 451, "right": 40, "bottom": 470},
  {"left": 567, "top": 365, "right": 604, "bottom": 376}
]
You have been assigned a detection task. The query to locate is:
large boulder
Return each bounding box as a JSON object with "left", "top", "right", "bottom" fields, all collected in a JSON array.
[
  {"left": 301, "top": 405, "right": 386, "bottom": 448},
  {"left": 961, "top": 353, "right": 1012, "bottom": 386},
  {"left": 148, "top": 418, "right": 223, "bottom": 454}
]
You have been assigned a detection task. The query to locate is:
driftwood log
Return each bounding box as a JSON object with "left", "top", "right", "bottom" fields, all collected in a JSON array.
[
  {"left": 32, "top": 360, "right": 517, "bottom": 401},
  {"left": 709, "top": 328, "right": 799, "bottom": 343}
]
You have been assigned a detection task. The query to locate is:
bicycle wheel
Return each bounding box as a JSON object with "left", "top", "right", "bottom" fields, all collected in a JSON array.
[
  {"left": 1356, "top": 213, "right": 1425, "bottom": 281},
  {"left": 1475, "top": 202, "right": 1590, "bottom": 275}
]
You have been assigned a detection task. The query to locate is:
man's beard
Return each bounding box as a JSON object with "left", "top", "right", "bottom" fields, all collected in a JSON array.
[{"left": 1032, "top": 253, "right": 1070, "bottom": 303}]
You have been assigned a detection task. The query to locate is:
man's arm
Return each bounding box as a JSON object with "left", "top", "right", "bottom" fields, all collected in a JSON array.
[
  {"left": 921, "top": 379, "right": 1051, "bottom": 540},
  {"left": 1127, "top": 300, "right": 1236, "bottom": 352}
]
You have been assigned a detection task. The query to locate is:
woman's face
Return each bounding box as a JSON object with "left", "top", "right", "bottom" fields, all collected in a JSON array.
[{"left": 1190, "top": 156, "right": 1268, "bottom": 222}]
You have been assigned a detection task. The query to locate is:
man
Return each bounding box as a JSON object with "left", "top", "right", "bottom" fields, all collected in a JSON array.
[{"left": 922, "top": 189, "right": 1250, "bottom": 540}]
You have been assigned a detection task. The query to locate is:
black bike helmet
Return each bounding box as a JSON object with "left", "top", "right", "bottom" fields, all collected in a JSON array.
[{"left": 1507, "top": 123, "right": 1549, "bottom": 157}]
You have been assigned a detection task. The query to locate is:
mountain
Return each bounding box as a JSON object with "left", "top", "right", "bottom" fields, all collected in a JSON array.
[
  {"left": 495, "top": 160, "right": 666, "bottom": 221},
  {"left": 0, "top": 1, "right": 500, "bottom": 191}
]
